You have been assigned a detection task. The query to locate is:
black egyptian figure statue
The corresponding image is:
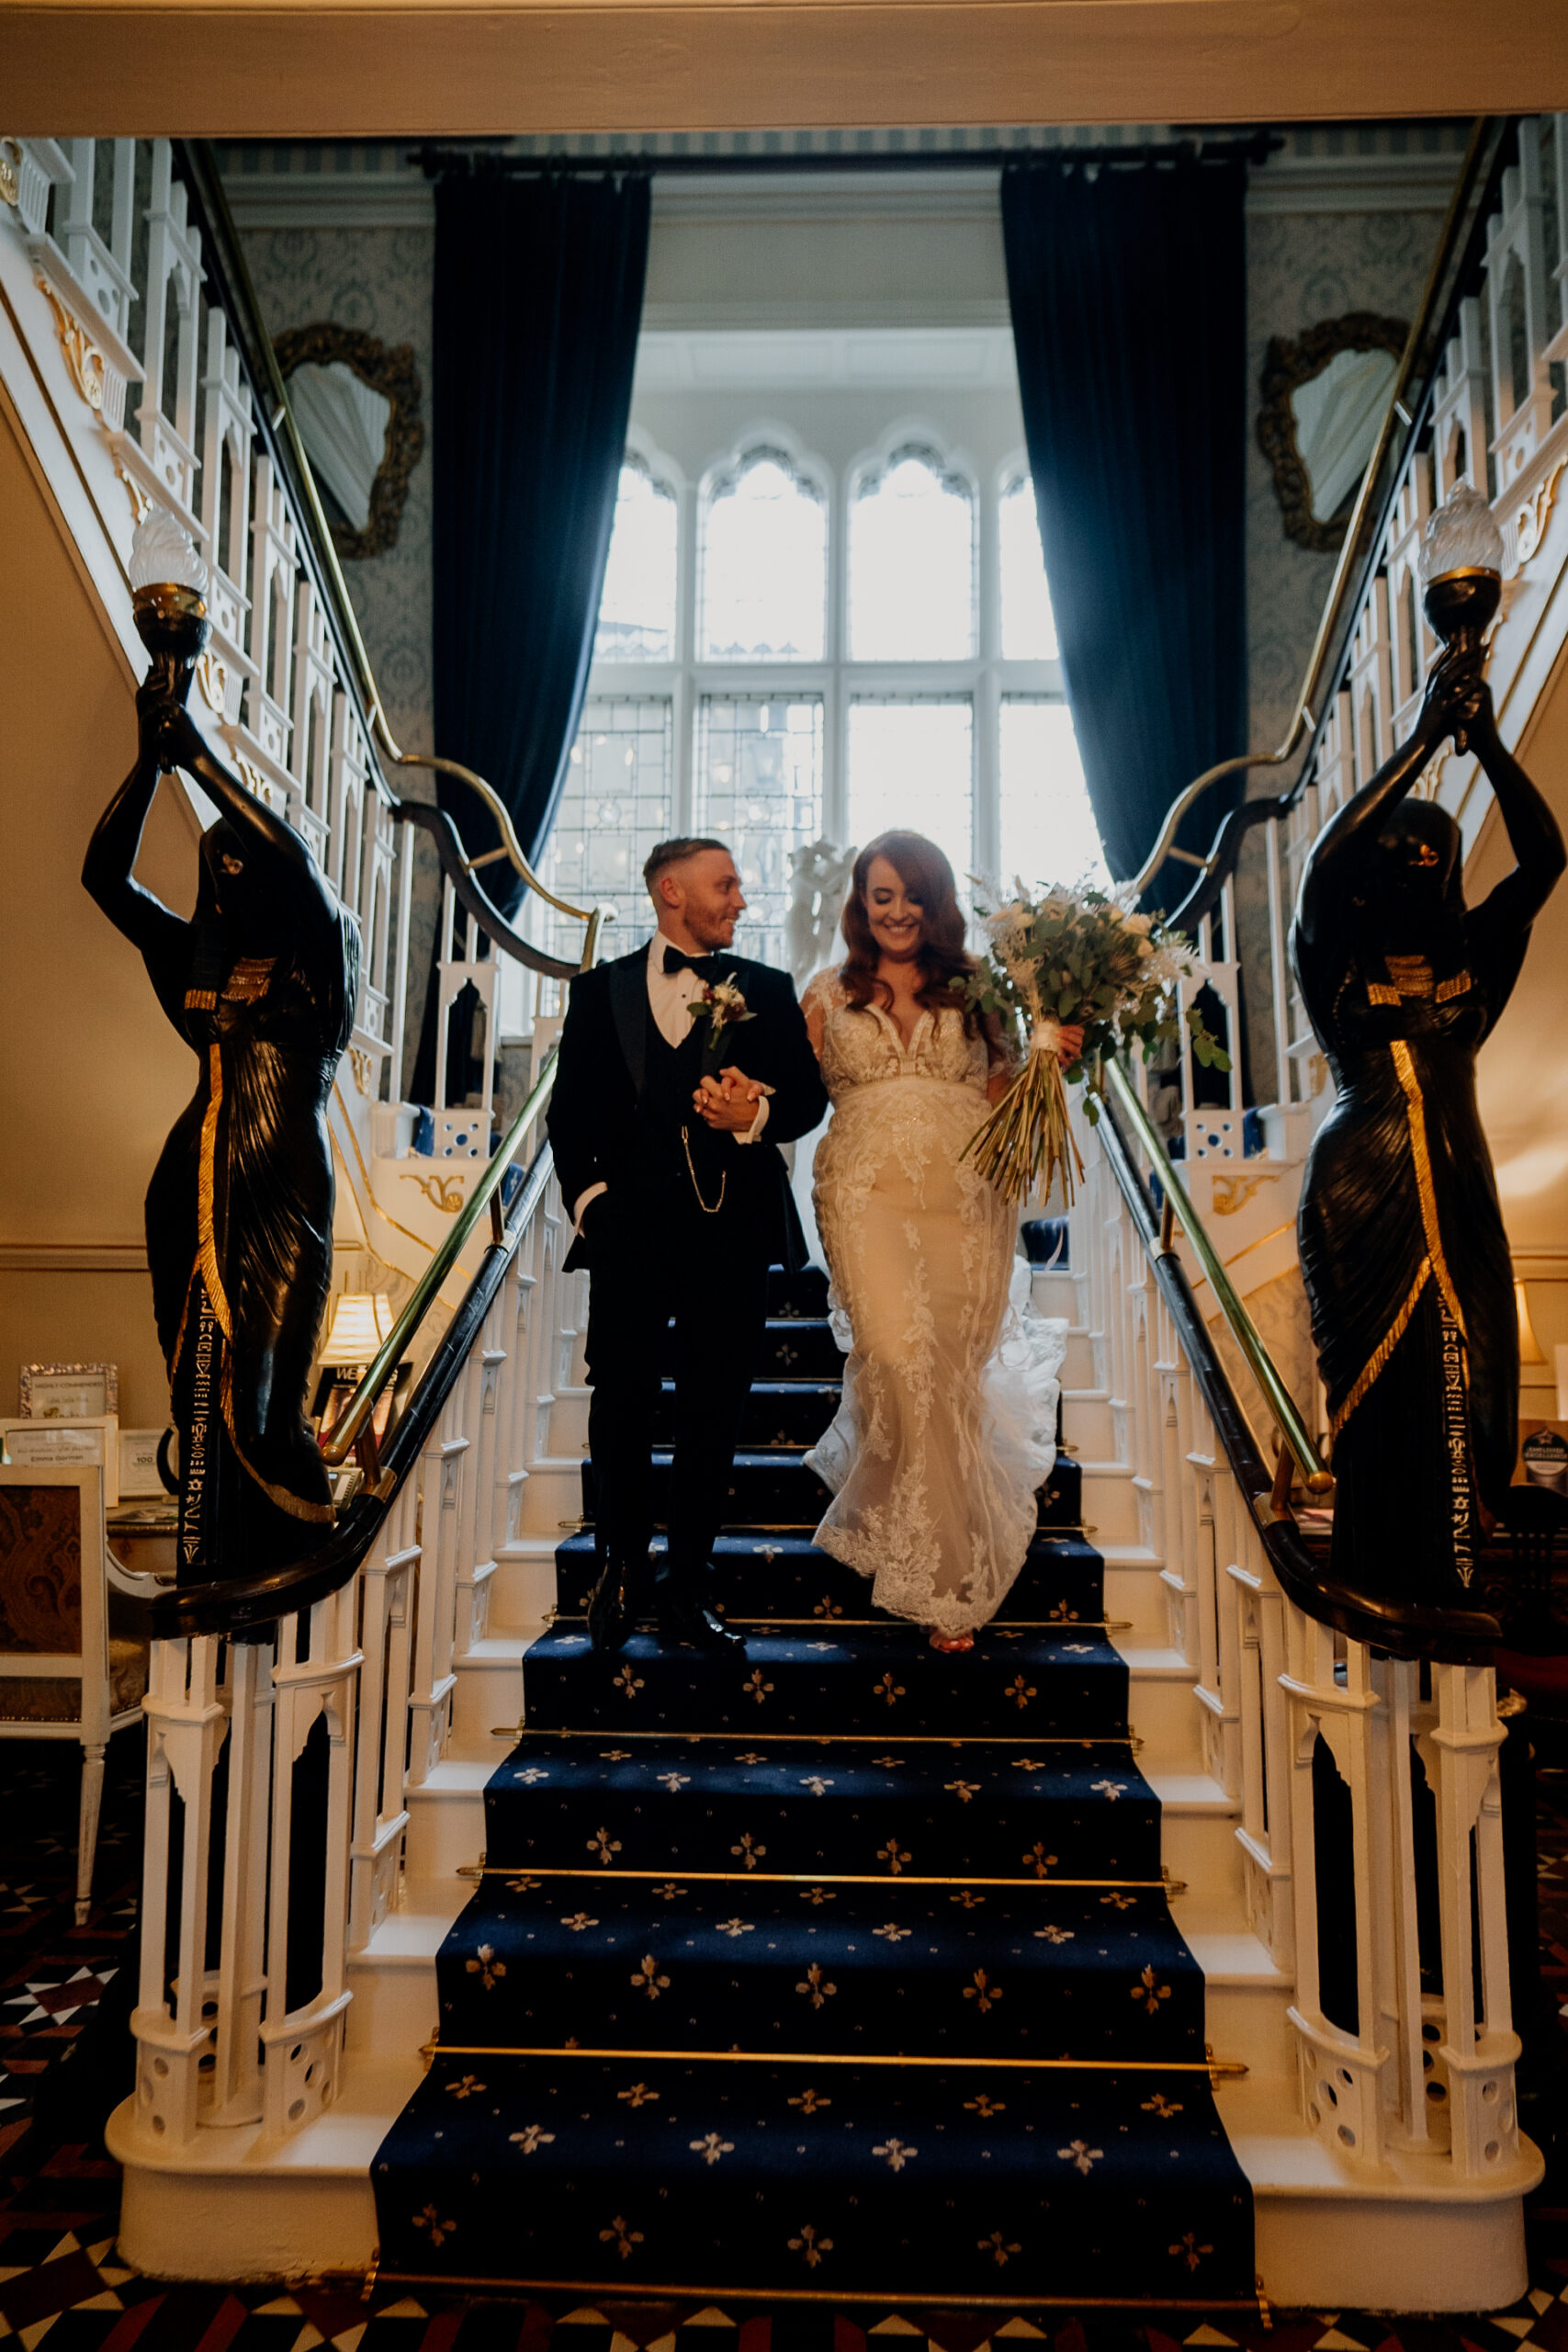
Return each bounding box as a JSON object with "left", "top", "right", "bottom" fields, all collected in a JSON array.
[
  {"left": 1293, "top": 488, "right": 1563, "bottom": 1616},
  {"left": 83, "top": 526, "right": 360, "bottom": 1589}
]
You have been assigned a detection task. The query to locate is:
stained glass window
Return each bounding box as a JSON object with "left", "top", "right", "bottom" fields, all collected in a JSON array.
[
  {"left": 699, "top": 447, "right": 827, "bottom": 662},
  {"left": 849, "top": 447, "right": 975, "bottom": 661}
]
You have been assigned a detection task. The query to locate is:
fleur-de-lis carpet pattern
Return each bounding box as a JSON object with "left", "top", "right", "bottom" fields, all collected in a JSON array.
[{"left": 373, "top": 1267, "right": 1255, "bottom": 2302}]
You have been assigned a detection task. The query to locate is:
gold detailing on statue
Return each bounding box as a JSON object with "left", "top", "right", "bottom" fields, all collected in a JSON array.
[
  {"left": 193, "top": 1042, "right": 334, "bottom": 1526},
  {"left": 35, "top": 277, "right": 104, "bottom": 413},
  {"left": 1391, "top": 1038, "right": 1467, "bottom": 1339},
  {"left": 681, "top": 1124, "right": 727, "bottom": 1216},
  {"left": 198, "top": 1046, "right": 235, "bottom": 1344},
  {"left": 1435, "top": 970, "right": 1472, "bottom": 1002},
  {"left": 1384, "top": 955, "right": 1434, "bottom": 998},
  {"left": 1367, "top": 983, "right": 1401, "bottom": 1006},
  {"left": 185, "top": 990, "right": 218, "bottom": 1012},
  {"left": 1210, "top": 1172, "right": 1278, "bottom": 1217},
  {"left": 1331, "top": 1040, "right": 1470, "bottom": 1438},
  {"left": 1513, "top": 456, "right": 1567, "bottom": 570},
  {"left": 1330, "top": 1257, "right": 1433, "bottom": 1438},
  {"left": 401, "top": 1170, "right": 467, "bottom": 1215},
  {"left": 223, "top": 957, "right": 275, "bottom": 1002}
]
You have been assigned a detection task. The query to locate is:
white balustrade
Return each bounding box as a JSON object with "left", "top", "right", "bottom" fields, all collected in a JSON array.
[
  {"left": 123, "top": 1159, "right": 570, "bottom": 2153},
  {"left": 1074, "top": 1110, "right": 1521, "bottom": 2186}
]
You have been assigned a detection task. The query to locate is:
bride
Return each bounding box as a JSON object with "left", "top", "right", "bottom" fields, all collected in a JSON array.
[{"left": 797, "top": 831, "right": 1078, "bottom": 1651}]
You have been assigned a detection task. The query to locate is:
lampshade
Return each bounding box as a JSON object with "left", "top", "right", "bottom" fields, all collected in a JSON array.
[
  {"left": 130, "top": 507, "right": 209, "bottom": 594},
  {"left": 1421, "top": 480, "right": 1506, "bottom": 586},
  {"left": 322, "top": 1290, "right": 394, "bottom": 1366},
  {"left": 1516, "top": 1279, "right": 1548, "bottom": 1365}
]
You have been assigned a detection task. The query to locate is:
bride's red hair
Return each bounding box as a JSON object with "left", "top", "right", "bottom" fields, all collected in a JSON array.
[{"left": 838, "top": 831, "right": 980, "bottom": 1035}]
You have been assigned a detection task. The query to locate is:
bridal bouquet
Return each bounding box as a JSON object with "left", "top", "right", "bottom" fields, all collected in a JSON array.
[{"left": 954, "top": 881, "right": 1229, "bottom": 1207}]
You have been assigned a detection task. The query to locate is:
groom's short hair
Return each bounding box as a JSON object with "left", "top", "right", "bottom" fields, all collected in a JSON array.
[{"left": 643, "top": 837, "right": 730, "bottom": 898}]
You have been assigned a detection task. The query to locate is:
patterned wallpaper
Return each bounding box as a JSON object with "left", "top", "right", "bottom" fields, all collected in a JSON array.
[
  {"left": 240, "top": 222, "right": 436, "bottom": 761},
  {"left": 1235, "top": 202, "right": 1442, "bottom": 1094}
]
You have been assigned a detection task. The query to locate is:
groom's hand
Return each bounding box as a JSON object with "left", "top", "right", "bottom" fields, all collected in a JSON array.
[{"left": 694, "top": 1069, "right": 766, "bottom": 1131}]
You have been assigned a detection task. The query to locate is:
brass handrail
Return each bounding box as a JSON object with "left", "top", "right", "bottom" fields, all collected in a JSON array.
[
  {"left": 321, "top": 1045, "right": 558, "bottom": 1469},
  {"left": 1126, "top": 117, "right": 1494, "bottom": 903},
  {"left": 189, "top": 143, "right": 602, "bottom": 942},
  {"left": 1102, "top": 1058, "right": 1331, "bottom": 1498}
]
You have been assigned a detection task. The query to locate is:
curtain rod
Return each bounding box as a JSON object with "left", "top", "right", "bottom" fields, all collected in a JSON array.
[{"left": 410, "top": 131, "right": 1280, "bottom": 181}]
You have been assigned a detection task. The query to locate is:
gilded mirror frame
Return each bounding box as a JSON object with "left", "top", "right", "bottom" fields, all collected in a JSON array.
[
  {"left": 273, "top": 323, "right": 424, "bottom": 561},
  {"left": 1256, "top": 311, "right": 1407, "bottom": 555}
]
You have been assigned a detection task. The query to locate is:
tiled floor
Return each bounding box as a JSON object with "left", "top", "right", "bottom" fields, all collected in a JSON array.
[{"left": 3, "top": 1736, "right": 1568, "bottom": 2347}]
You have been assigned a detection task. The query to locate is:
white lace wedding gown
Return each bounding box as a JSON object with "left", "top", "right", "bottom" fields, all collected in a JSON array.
[{"left": 800, "top": 970, "right": 1068, "bottom": 1637}]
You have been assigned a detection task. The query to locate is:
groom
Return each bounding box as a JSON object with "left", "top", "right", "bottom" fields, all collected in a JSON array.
[{"left": 547, "top": 839, "right": 829, "bottom": 1656}]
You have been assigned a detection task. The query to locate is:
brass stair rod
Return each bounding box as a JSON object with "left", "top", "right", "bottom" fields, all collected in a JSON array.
[{"left": 1105, "top": 1057, "right": 1330, "bottom": 1499}]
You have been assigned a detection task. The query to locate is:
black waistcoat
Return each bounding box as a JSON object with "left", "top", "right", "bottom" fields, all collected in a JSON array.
[{"left": 642, "top": 1001, "right": 727, "bottom": 1204}]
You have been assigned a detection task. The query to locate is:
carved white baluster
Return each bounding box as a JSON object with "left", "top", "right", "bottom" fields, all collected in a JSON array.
[
  {"left": 1484, "top": 137, "right": 1555, "bottom": 491},
  {"left": 137, "top": 142, "right": 203, "bottom": 522}
]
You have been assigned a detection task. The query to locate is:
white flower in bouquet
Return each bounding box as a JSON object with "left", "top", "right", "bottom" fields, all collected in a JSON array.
[{"left": 953, "top": 877, "right": 1230, "bottom": 1206}]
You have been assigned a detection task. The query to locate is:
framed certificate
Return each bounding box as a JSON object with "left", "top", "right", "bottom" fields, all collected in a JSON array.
[
  {"left": 118, "top": 1427, "right": 173, "bottom": 1500},
  {"left": 18, "top": 1363, "right": 118, "bottom": 1419},
  {"left": 1, "top": 1416, "right": 119, "bottom": 1505}
]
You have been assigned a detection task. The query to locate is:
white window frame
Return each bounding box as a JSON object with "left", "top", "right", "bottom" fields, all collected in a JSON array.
[{"left": 576, "top": 423, "right": 1072, "bottom": 898}]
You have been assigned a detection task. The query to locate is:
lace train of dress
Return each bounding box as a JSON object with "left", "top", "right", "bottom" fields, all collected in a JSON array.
[{"left": 800, "top": 970, "right": 1068, "bottom": 1637}]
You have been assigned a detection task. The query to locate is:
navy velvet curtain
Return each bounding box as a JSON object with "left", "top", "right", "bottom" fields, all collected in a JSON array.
[
  {"left": 1001, "top": 156, "right": 1248, "bottom": 911},
  {"left": 431, "top": 168, "right": 651, "bottom": 888},
  {"left": 414, "top": 168, "right": 650, "bottom": 1103}
]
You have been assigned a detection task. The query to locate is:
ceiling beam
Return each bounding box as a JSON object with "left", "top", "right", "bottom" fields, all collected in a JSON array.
[{"left": 3, "top": 0, "right": 1565, "bottom": 140}]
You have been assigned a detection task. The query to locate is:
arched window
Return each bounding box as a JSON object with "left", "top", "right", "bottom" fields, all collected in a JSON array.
[
  {"left": 998, "top": 472, "right": 1059, "bottom": 660},
  {"left": 849, "top": 444, "right": 975, "bottom": 660},
  {"left": 699, "top": 445, "right": 827, "bottom": 662},
  {"left": 595, "top": 452, "right": 680, "bottom": 662},
  {"left": 999, "top": 699, "right": 1108, "bottom": 889}
]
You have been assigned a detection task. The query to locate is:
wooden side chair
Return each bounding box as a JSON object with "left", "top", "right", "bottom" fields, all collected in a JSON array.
[{"left": 0, "top": 1466, "right": 150, "bottom": 1922}]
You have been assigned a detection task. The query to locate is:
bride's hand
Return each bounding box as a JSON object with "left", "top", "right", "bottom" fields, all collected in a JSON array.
[{"left": 1056, "top": 1023, "right": 1085, "bottom": 1068}]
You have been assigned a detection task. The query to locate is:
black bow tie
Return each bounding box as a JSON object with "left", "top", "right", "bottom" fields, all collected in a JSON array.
[{"left": 662, "top": 945, "right": 719, "bottom": 977}]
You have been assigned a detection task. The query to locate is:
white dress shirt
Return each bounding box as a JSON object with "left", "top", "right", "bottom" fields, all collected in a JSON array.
[{"left": 572, "top": 933, "right": 773, "bottom": 1231}]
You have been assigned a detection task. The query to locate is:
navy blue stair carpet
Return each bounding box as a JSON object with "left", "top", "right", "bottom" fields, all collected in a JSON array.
[{"left": 373, "top": 1272, "right": 1254, "bottom": 2304}]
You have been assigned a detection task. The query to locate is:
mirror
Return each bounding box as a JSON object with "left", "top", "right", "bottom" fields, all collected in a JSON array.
[
  {"left": 273, "top": 324, "right": 423, "bottom": 560},
  {"left": 1257, "top": 312, "right": 1407, "bottom": 553}
]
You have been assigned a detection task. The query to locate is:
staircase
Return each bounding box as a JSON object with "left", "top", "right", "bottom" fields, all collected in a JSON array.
[
  {"left": 369, "top": 1264, "right": 1257, "bottom": 2307},
  {"left": 9, "top": 124, "right": 1568, "bottom": 2315}
]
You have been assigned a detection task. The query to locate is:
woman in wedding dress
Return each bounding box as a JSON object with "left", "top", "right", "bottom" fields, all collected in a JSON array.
[{"left": 801, "top": 831, "right": 1078, "bottom": 1651}]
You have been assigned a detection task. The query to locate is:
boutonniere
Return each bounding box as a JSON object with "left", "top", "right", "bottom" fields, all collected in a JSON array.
[{"left": 687, "top": 975, "right": 757, "bottom": 1052}]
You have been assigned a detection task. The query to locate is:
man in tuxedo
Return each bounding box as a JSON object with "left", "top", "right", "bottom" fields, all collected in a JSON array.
[{"left": 547, "top": 838, "right": 829, "bottom": 1655}]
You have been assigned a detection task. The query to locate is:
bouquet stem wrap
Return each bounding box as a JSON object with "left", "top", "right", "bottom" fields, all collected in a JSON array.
[{"left": 960, "top": 1014, "right": 1088, "bottom": 1207}]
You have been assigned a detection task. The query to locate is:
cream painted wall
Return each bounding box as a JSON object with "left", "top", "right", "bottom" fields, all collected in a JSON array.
[{"left": 0, "top": 401, "right": 199, "bottom": 1426}]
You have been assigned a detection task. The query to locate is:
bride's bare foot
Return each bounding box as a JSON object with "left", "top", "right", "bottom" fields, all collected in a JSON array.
[{"left": 929, "top": 1630, "right": 975, "bottom": 1653}]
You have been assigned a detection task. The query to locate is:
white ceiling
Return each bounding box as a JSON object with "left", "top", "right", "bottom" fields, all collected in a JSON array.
[{"left": 632, "top": 325, "right": 1019, "bottom": 395}]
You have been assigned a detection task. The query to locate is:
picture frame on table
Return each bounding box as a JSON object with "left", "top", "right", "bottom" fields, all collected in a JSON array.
[
  {"left": 18, "top": 1363, "right": 118, "bottom": 1419},
  {"left": 118, "top": 1427, "right": 174, "bottom": 1501},
  {"left": 0, "top": 1416, "right": 119, "bottom": 1505}
]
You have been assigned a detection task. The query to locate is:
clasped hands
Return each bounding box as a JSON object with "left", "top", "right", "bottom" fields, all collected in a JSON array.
[{"left": 693, "top": 1069, "right": 766, "bottom": 1132}]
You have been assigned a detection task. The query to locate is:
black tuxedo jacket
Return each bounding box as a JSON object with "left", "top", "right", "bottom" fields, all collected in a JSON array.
[{"left": 547, "top": 944, "right": 829, "bottom": 1274}]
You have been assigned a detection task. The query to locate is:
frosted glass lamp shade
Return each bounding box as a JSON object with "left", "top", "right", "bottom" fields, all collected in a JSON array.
[
  {"left": 130, "top": 508, "right": 209, "bottom": 595},
  {"left": 1420, "top": 481, "right": 1506, "bottom": 586},
  {"left": 322, "top": 1291, "right": 395, "bottom": 1367}
]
